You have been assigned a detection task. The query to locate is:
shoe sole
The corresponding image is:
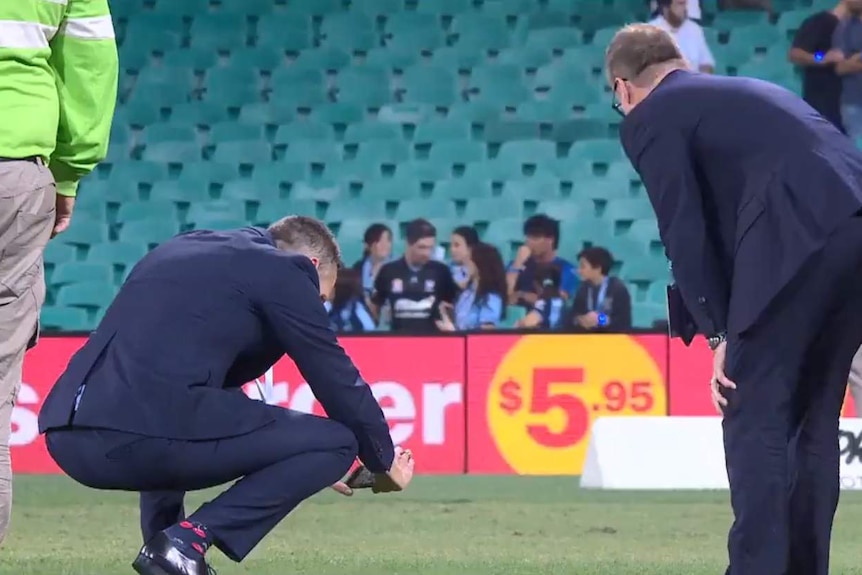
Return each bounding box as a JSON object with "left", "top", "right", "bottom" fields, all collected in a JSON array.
[{"left": 132, "top": 554, "right": 173, "bottom": 575}]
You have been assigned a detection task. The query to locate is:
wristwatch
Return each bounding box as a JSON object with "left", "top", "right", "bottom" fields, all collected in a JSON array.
[{"left": 707, "top": 332, "right": 727, "bottom": 351}]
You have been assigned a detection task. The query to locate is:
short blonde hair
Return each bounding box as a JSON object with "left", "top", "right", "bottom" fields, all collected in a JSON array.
[
  {"left": 605, "top": 24, "right": 686, "bottom": 86},
  {"left": 267, "top": 215, "right": 343, "bottom": 268}
]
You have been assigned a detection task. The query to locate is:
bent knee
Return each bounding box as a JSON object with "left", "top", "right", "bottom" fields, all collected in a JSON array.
[{"left": 326, "top": 420, "right": 359, "bottom": 458}]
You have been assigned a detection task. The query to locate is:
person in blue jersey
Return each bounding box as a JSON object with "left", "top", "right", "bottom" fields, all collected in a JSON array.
[
  {"left": 448, "top": 225, "right": 479, "bottom": 290},
  {"left": 436, "top": 242, "right": 507, "bottom": 331},
  {"left": 515, "top": 264, "right": 566, "bottom": 330},
  {"left": 328, "top": 268, "right": 376, "bottom": 333},
  {"left": 568, "top": 247, "right": 632, "bottom": 331},
  {"left": 506, "top": 214, "right": 578, "bottom": 308},
  {"left": 351, "top": 223, "right": 392, "bottom": 296}
]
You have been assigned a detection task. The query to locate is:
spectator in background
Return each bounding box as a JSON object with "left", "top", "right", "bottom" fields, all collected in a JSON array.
[
  {"left": 328, "top": 268, "right": 376, "bottom": 333},
  {"left": 650, "top": 0, "right": 701, "bottom": 22},
  {"left": 568, "top": 247, "right": 633, "bottom": 332},
  {"left": 649, "top": 0, "right": 715, "bottom": 73},
  {"left": 789, "top": 1, "right": 848, "bottom": 132},
  {"left": 0, "top": 0, "right": 118, "bottom": 546},
  {"left": 516, "top": 264, "right": 566, "bottom": 330},
  {"left": 834, "top": 0, "right": 862, "bottom": 138},
  {"left": 352, "top": 223, "right": 392, "bottom": 296},
  {"left": 449, "top": 225, "right": 479, "bottom": 290},
  {"left": 436, "top": 242, "right": 507, "bottom": 332},
  {"left": 371, "top": 218, "right": 457, "bottom": 333},
  {"left": 507, "top": 214, "right": 577, "bottom": 308}
]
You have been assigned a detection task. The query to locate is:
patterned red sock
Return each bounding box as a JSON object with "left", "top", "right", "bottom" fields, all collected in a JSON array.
[{"left": 165, "top": 520, "right": 213, "bottom": 558}]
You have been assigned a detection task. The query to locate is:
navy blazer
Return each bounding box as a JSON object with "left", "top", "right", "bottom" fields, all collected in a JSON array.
[
  {"left": 38, "top": 227, "right": 395, "bottom": 473},
  {"left": 621, "top": 70, "right": 862, "bottom": 338}
]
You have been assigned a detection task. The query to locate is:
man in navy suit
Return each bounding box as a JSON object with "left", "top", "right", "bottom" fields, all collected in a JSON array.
[
  {"left": 607, "top": 24, "right": 862, "bottom": 575},
  {"left": 38, "top": 216, "right": 415, "bottom": 575}
]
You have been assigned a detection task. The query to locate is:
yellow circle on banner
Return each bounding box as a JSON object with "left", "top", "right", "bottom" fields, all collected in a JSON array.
[{"left": 487, "top": 335, "right": 666, "bottom": 475}]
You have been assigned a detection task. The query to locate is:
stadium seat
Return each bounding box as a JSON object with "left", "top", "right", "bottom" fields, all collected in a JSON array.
[
  {"left": 256, "top": 15, "right": 313, "bottom": 52},
  {"left": 551, "top": 119, "right": 608, "bottom": 143},
  {"left": 256, "top": 200, "right": 321, "bottom": 225},
  {"left": 179, "top": 161, "right": 240, "bottom": 186},
  {"left": 384, "top": 13, "right": 444, "bottom": 51},
  {"left": 186, "top": 200, "right": 248, "bottom": 227},
  {"left": 501, "top": 176, "right": 563, "bottom": 201},
  {"left": 40, "top": 306, "right": 92, "bottom": 331},
  {"left": 343, "top": 120, "right": 402, "bottom": 144},
  {"left": 280, "top": 140, "right": 342, "bottom": 164},
  {"left": 515, "top": 100, "right": 572, "bottom": 123},
  {"left": 87, "top": 242, "right": 148, "bottom": 268},
  {"left": 463, "top": 197, "right": 524, "bottom": 223},
  {"left": 349, "top": 0, "right": 403, "bottom": 16},
  {"left": 323, "top": 160, "right": 382, "bottom": 183},
  {"left": 212, "top": 141, "right": 273, "bottom": 164},
  {"left": 497, "top": 139, "right": 557, "bottom": 168},
  {"left": 394, "top": 159, "right": 453, "bottom": 182},
  {"left": 400, "top": 65, "right": 460, "bottom": 107},
  {"left": 463, "top": 158, "right": 526, "bottom": 181},
  {"left": 43, "top": 241, "right": 77, "bottom": 267},
  {"left": 228, "top": 48, "right": 284, "bottom": 73},
  {"left": 293, "top": 47, "right": 352, "bottom": 73},
  {"left": 170, "top": 102, "right": 231, "bottom": 127},
  {"left": 116, "top": 200, "right": 181, "bottom": 223},
  {"left": 366, "top": 46, "right": 421, "bottom": 71},
  {"left": 569, "top": 139, "right": 625, "bottom": 165},
  {"left": 325, "top": 200, "right": 388, "bottom": 222},
  {"left": 310, "top": 102, "right": 365, "bottom": 127},
  {"left": 430, "top": 46, "right": 486, "bottom": 72},
  {"left": 56, "top": 282, "right": 117, "bottom": 310},
  {"left": 161, "top": 48, "right": 220, "bottom": 72},
  {"left": 484, "top": 217, "right": 525, "bottom": 246},
  {"left": 361, "top": 178, "right": 423, "bottom": 202},
  {"left": 578, "top": 179, "right": 633, "bottom": 203},
  {"left": 150, "top": 181, "right": 211, "bottom": 203},
  {"left": 142, "top": 142, "right": 203, "bottom": 163},
  {"left": 712, "top": 9, "right": 770, "bottom": 32},
  {"left": 496, "top": 44, "right": 554, "bottom": 72},
  {"left": 220, "top": 179, "right": 280, "bottom": 203},
  {"left": 413, "top": 118, "right": 471, "bottom": 149},
  {"left": 118, "top": 220, "right": 181, "bottom": 246},
  {"left": 603, "top": 198, "right": 656, "bottom": 222},
  {"left": 730, "top": 25, "right": 782, "bottom": 50},
  {"left": 239, "top": 102, "right": 297, "bottom": 125},
  {"left": 415, "top": 0, "right": 473, "bottom": 15},
  {"left": 334, "top": 67, "right": 391, "bottom": 107},
  {"left": 526, "top": 27, "right": 583, "bottom": 52},
  {"left": 428, "top": 140, "right": 487, "bottom": 166},
  {"left": 190, "top": 15, "right": 248, "bottom": 52},
  {"left": 140, "top": 123, "right": 197, "bottom": 145},
  {"left": 108, "top": 161, "right": 170, "bottom": 186},
  {"left": 252, "top": 161, "right": 311, "bottom": 188},
  {"left": 208, "top": 122, "right": 265, "bottom": 143},
  {"left": 395, "top": 198, "right": 457, "bottom": 221},
  {"left": 535, "top": 199, "right": 583, "bottom": 222},
  {"left": 433, "top": 178, "right": 494, "bottom": 201},
  {"left": 55, "top": 215, "right": 109, "bottom": 248},
  {"left": 355, "top": 140, "right": 412, "bottom": 166},
  {"left": 482, "top": 119, "right": 540, "bottom": 144},
  {"left": 450, "top": 14, "right": 512, "bottom": 52},
  {"left": 620, "top": 256, "right": 671, "bottom": 283},
  {"left": 218, "top": 0, "right": 274, "bottom": 16},
  {"left": 447, "top": 100, "right": 505, "bottom": 123},
  {"left": 273, "top": 121, "right": 335, "bottom": 145},
  {"left": 52, "top": 262, "right": 113, "bottom": 287}
]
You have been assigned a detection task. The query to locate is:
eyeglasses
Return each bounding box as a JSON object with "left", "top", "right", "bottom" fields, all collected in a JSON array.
[{"left": 611, "top": 78, "right": 627, "bottom": 118}]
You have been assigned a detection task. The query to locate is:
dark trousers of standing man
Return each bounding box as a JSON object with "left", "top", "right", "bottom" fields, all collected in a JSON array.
[
  {"left": 44, "top": 404, "right": 359, "bottom": 562},
  {"left": 722, "top": 214, "right": 862, "bottom": 575}
]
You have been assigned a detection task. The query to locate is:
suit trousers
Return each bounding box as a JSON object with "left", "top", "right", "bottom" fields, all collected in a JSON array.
[
  {"left": 44, "top": 405, "right": 359, "bottom": 562},
  {"left": 0, "top": 159, "right": 55, "bottom": 546},
  {"left": 721, "top": 215, "right": 862, "bottom": 575}
]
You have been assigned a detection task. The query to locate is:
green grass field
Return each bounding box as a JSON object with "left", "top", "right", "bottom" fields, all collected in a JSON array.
[{"left": 4, "top": 475, "right": 862, "bottom": 575}]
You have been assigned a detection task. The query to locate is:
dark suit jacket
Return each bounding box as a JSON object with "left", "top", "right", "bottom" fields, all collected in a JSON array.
[
  {"left": 38, "top": 227, "right": 395, "bottom": 472},
  {"left": 621, "top": 70, "right": 862, "bottom": 338}
]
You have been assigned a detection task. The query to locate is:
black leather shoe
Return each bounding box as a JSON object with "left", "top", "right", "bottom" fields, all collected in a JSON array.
[{"left": 132, "top": 531, "right": 216, "bottom": 575}]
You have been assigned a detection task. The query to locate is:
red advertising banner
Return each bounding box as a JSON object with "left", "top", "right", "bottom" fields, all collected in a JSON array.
[
  {"left": 466, "top": 334, "right": 668, "bottom": 475},
  {"left": 15, "top": 336, "right": 466, "bottom": 474},
  {"left": 667, "top": 339, "right": 858, "bottom": 417}
]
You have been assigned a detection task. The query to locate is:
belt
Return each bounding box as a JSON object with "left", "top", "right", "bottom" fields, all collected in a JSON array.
[{"left": 0, "top": 156, "right": 42, "bottom": 164}]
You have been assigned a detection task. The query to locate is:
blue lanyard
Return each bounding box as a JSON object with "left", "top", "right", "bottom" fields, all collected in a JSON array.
[{"left": 588, "top": 278, "right": 609, "bottom": 312}]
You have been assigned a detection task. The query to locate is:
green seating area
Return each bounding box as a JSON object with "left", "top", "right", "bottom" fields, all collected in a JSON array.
[{"left": 41, "top": 0, "right": 820, "bottom": 331}]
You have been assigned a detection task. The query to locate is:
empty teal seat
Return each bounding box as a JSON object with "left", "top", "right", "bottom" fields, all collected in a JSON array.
[
  {"left": 186, "top": 200, "right": 247, "bottom": 227},
  {"left": 142, "top": 142, "right": 203, "bottom": 163},
  {"left": 322, "top": 160, "right": 382, "bottom": 183},
  {"left": 497, "top": 139, "right": 556, "bottom": 166},
  {"left": 355, "top": 140, "right": 412, "bottom": 165},
  {"left": 415, "top": 0, "right": 473, "bottom": 15},
  {"left": 109, "top": 161, "right": 169, "bottom": 185},
  {"left": 281, "top": 140, "right": 342, "bottom": 164},
  {"left": 400, "top": 65, "right": 459, "bottom": 106},
  {"left": 325, "top": 200, "right": 388, "bottom": 222},
  {"left": 603, "top": 198, "right": 656, "bottom": 222},
  {"left": 257, "top": 15, "right": 312, "bottom": 52},
  {"left": 161, "top": 48, "right": 220, "bottom": 72},
  {"left": 205, "top": 66, "right": 260, "bottom": 92},
  {"left": 190, "top": 15, "right": 248, "bottom": 51},
  {"left": 343, "top": 121, "right": 402, "bottom": 143},
  {"left": 620, "top": 257, "right": 671, "bottom": 283},
  {"left": 394, "top": 159, "right": 453, "bottom": 181},
  {"left": 463, "top": 158, "right": 525, "bottom": 181},
  {"left": 433, "top": 178, "right": 494, "bottom": 201},
  {"left": 220, "top": 180, "right": 280, "bottom": 203},
  {"left": 577, "top": 179, "right": 632, "bottom": 202},
  {"left": 150, "top": 181, "right": 211, "bottom": 203},
  {"left": 126, "top": 82, "right": 189, "bottom": 108},
  {"left": 395, "top": 198, "right": 457, "bottom": 220},
  {"left": 239, "top": 102, "right": 297, "bottom": 125},
  {"left": 170, "top": 102, "right": 231, "bottom": 126},
  {"left": 366, "top": 46, "right": 422, "bottom": 71},
  {"left": 450, "top": 14, "right": 512, "bottom": 51},
  {"left": 429, "top": 46, "right": 485, "bottom": 72},
  {"left": 428, "top": 140, "right": 487, "bottom": 165},
  {"left": 350, "top": 0, "right": 403, "bottom": 15},
  {"left": 484, "top": 217, "right": 525, "bottom": 244},
  {"left": 123, "top": 23, "right": 181, "bottom": 53},
  {"left": 152, "top": 0, "right": 209, "bottom": 16},
  {"left": 712, "top": 9, "right": 769, "bottom": 32},
  {"left": 551, "top": 119, "right": 608, "bottom": 143},
  {"left": 501, "top": 176, "right": 563, "bottom": 201},
  {"left": 40, "top": 306, "right": 92, "bottom": 331},
  {"left": 535, "top": 199, "right": 583, "bottom": 221},
  {"left": 80, "top": 178, "right": 140, "bottom": 203},
  {"left": 293, "top": 47, "right": 352, "bottom": 72},
  {"left": 56, "top": 281, "right": 117, "bottom": 310},
  {"left": 361, "top": 178, "right": 423, "bottom": 201},
  {"left": 289, "top": 182, "right": 342, "bottom": 202},
  {"left": 118, "top": 220, "right": 181, "bottom": 246},
  {"left": 497, "top": 44, "right": 554, "bottom": 72},
  {"left": 385, "top": 13, "right": 444, "bottom": 51},
  {"left": 285, "top": 0, "right": 343, "bottom": 15},
  {"left": 464, "top": 197, "right": 524, "bottom": 223},
  {"left": 256, "top": 200, "right": 321, "bottom": 225},
  {"left": 209, "top": 122, "right": 264, "bottom": 143},
  {"left": 179, "top": 161, "right": 239, "bottom": 186},
  {"left": 87, "top": 242, "right": 147, "bottom": 267},
  {"left": 526, "top": 27, "right": 583, "bottom": 52},
  {"left": 569, "top": 139, "right": 624, "bottom": 165},
  {"left": 135, "top": 65, "right": 195, "bottom": 90},
  {"left": 117, "top": 200, "right": 180, "bottom": 223},
  {"left": 413, "top": 118, "right": 471, "bottom": 146},
  {"left": 730, "top": 25, "right": 782, "bottom": 50},
  {"left": 334, "top": 67, "right": 391, "bottom": 107},
  {"left": 515, "top": 100, "right": 572, "bottom": 123},
  {"left": 228, "top": 48, "right": 284, "bottom": 73},
  {"left": 252, "top": 161, "right": 311, "bottom": 187},
  {"left": 447, "top": 100, "right": 504, "bottom": 123},
  {"left": 56, "top": 215, "right": 109, "bottom": 247},
  {"left": 273, "top": 121, "right": 335, "bottom": 144},
  {"left": 52, "top": 262, "right": 112, "bottom": 286},
  {"left": 482, "top": 119, "right": 540, "bottom": 143},
  {"left": 219, "top": 0, "right": 274, "bottom": 16},
  {"left": 212, "top": 141, "right": 272, "bottom": 164},
  {"left": 310, "top": 102, "right": 365, "bottom": 126},
  {"left": 140, "top": 122, "right": 197, "bottom": 145},
  {"left": 44, "top": 241, "right": 77, "bottom": 266},
  {"left": 626, "top": 219, "right": 662, "bottom": 246},
  {"left": 320, "top": 12, "right": 377, "bottom": 47}
]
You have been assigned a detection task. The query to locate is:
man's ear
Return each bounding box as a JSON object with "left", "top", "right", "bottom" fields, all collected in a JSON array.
[{"left": 309, "top": 256, "right": 320, "bottom": 268}]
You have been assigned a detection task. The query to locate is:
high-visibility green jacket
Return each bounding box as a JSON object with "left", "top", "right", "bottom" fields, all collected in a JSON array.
[{"left": 0, "top": 0, "right": 118, "bottom": 197}]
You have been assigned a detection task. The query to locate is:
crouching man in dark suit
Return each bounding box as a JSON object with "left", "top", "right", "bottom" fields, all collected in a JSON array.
[
  {"left": 607, "top": 24, "right": 862, "bottom": 575},
  {"left": 37, "top": 216, "right": 414, "bottom": 575}
]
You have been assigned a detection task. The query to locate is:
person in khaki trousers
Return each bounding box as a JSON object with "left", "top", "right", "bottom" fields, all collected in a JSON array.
[
  {"left": 848, "top": 347, "right": 862, "bottom": 414},
  {"left": 0, "top": 0, "right": 117, "bottom": 546}
]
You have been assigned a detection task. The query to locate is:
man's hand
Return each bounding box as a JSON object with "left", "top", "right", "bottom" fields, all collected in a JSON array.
[
  {"left": 330, "top": 481, "right": 353, "bottom": 497},
  {"left": 579, "top": 312, "right": 599, "bottom": 329},
  {"left": 373, "top": 447, "right": 415, "bottom": 494},
  {"left": 52, "top": 194, "right": 75, "bottom": 238},
  {"left": 710, "top": 340, "right": 736, "bottom": 414},
  {"left": 513, "top": 245, "right": 531, "bottom": 268},
  {"left": 824, "top": 49, "right": 845, "bottom": 64}
]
